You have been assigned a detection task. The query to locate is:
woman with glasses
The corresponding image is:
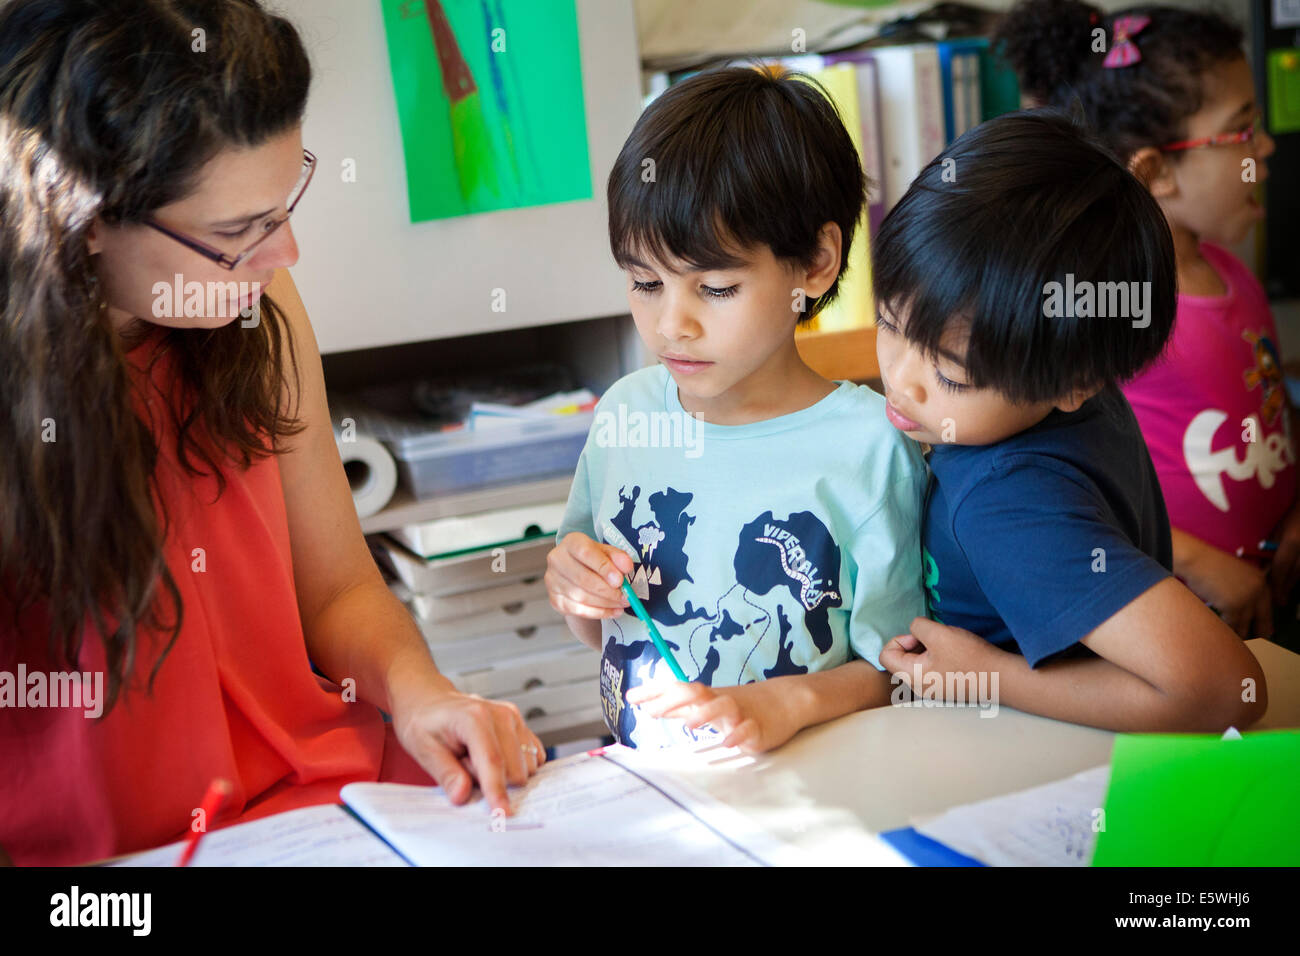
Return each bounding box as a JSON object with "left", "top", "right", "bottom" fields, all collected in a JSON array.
[
  {"left": 996, "top": 1, "right": 1298, "bottom": 650},
  {"left": 0, "top": 0, "right": 543, "bottom": 866}
]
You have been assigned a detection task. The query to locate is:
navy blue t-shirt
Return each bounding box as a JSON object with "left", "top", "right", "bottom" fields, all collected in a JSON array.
[{"left": 922, "top": 385, "right": 1173, "bottom": 666}]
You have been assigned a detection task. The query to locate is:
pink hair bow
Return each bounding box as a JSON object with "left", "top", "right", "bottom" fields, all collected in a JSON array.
[{"left": 1103, "top": 15, "right": 1151, "bottom": 69}]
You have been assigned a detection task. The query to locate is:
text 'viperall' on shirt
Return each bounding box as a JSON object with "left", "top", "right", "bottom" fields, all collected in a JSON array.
[{"left": 559, "top": 364, "right": 928, "bottom": 749}]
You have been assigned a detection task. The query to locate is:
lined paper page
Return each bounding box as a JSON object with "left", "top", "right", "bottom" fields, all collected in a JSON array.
[
  {"left": 915, "top": 765, "right": 1112, "bottom": 866},
  {"left": 110, "top": 804, "right": 407, "bottom": 867},
  {"left": 342, "top": 752, "right": 761, "bottom": 866}
]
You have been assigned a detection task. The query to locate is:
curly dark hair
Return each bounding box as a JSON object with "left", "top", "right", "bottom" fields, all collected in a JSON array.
[{"left": 993, "top": 0, "right": 1245, "bottom": 161}]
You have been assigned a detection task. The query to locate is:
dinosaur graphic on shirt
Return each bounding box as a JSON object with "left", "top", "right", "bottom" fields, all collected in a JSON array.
[{"left": 597, "top": 485, "right": 844, "bottom": 747}]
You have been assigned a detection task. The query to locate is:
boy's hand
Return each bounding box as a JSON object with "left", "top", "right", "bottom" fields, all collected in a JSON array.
[
  {"left": 625, "top": 678, "right": 802, "bottom": 753},
  {"left": 545, "top": 532, "right": 634, "bottom": 619},
  {"left": 879, "top": 617, "right": 1004, "bottom": 700}
]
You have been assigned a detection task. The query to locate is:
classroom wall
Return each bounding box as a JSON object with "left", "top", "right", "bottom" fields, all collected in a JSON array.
[
  {"left": 279, "top": 0, "right": 1298, "bottom": 360},
  {"left": 271, "top": 0, "right": 644, "bottom": 354}
]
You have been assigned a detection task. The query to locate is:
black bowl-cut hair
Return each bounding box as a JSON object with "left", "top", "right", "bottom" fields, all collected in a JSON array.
[
  {"left": 607, "top": 63, "right": 869, "bottom": 323},
  {"left": 873, "top": 109, "right": 1177, "bottom": 404}
]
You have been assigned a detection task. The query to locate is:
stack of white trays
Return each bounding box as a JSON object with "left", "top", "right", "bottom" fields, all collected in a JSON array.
[{"left": 377, "top": 505, "right": 605, "bottom": 746}]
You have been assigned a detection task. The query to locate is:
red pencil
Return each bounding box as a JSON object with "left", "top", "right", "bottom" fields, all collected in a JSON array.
[{"left": 176, "top": 778, "right": 232, "bottom": 867}]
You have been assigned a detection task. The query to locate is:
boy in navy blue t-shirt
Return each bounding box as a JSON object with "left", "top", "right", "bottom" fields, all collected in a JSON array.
[
  {"left": 922, "top": 387, "right": 1172, "bottom": 666},
  {"left": 873, "top": 111, "right": 1267, "bottom": 731}
]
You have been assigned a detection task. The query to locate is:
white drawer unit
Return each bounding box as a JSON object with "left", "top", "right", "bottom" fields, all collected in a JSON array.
[
  {"left": 376, "top": 512, "right": 609, "bottom": 746},
  {"left": 401, "top": 575, "right": 548, "bottom": 623},
  {"left": 445, "top": 644, "right": 597, "bottom": 699},
  {"left": 498, "top": 677, "right": 600, "bottom": 724},
  {"left": 411, "top": 592, "right": 561, "bottom": 642},
  {"left": 423, "top": 623, "right": 576, "bottom": 674},
  {"left": 528, "top": 705, "right": 606, "bottom": 742},
  {"left": 375, "top": 534, "right": 552, "bottom": 596},
  {"left": 390, "top": 501, "right": 569, "bottom": 558}
]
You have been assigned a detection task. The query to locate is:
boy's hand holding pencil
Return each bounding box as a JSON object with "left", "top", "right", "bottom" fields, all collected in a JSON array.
[
  {"left": 625, "top": 678, "right": 803, "bottom": 754},
  {"left": 545, "top": 532, "right": 634, "bottom": 619}
]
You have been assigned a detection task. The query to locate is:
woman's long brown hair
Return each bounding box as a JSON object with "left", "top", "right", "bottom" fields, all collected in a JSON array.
[{"left": 0, "top": 0, "right": 312, "bottom": 712}]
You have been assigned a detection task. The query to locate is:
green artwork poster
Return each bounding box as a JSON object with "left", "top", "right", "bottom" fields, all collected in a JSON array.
[{"left": 380, "top": 0, "right": 592, "bottom": 222}]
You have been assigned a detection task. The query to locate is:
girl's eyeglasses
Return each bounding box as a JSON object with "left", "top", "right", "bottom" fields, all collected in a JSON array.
[
  {"left": 143, "top": 148, "right": 316, "bottom": 270},
  {"left": 1160, "top": 117, "right": 1261, "bottom": 153}
]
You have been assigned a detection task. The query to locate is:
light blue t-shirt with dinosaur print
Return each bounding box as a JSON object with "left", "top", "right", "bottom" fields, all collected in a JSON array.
[{"left": 559, "top": 365, "right": 928, "bottom": 749}]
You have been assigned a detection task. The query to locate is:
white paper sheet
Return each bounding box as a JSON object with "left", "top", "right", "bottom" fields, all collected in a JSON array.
[
  {"left": 109, "top": 804, "right": 407, "bottom": 867},
  {"left": 609, "top": 741, "right": 912, "bottom": 866},
  {"left": 341, "top": 751, "right": 762, "bottom": 866},
  {"left": 915, "top": 765, "right": 1112, "bottom": 867}
]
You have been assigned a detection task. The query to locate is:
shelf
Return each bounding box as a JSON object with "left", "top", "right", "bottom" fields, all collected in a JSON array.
[
  {"left": 360, "top": 475, "right": 574, "bottom": 536},
  {"left": 796, "top": 326, "right": 880, "bottom": 383},
  {"left": 357, "top": 328, "right": 877, "bottom": 535}
]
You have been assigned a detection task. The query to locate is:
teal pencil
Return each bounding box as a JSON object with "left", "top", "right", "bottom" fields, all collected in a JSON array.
[{"left": 621, "top": 578, "right": 688, "bottom": 681}]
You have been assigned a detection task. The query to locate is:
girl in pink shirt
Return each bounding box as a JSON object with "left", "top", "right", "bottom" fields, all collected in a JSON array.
[{"left": 998, "top": 1, "right": 1292, "bottom": 644}]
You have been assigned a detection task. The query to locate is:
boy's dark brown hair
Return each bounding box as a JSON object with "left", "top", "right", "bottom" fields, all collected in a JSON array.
[{"left": 607, "top": 63, "right": 869, "bottom": 323}]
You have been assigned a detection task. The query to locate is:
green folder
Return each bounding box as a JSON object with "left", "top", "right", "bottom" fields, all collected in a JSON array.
[{"left": 1092, "top": 729, "right": 1300, "bottom": 866}]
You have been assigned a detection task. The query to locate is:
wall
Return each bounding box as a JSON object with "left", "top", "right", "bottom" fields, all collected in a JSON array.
[{"left": 271, "top": 0, "right": 644, "bottom": 354}]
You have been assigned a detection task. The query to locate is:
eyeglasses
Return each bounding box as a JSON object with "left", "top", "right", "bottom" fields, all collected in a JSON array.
[
  {"left": 143, "top": 148, "right": 316, "bottom": 270},
  {"left": 1160, "top": 117, "right": 1261, "bottom": 153}
]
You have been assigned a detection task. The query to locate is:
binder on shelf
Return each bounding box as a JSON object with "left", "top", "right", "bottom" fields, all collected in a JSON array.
[
  {"left": 850, "top": 44, "right": 945, "bottom": 213},
  {"left": 937, "top": 39, "right": 983, "bottom": 143},
  {"left": 808, "top": 60, "right": 875, "bottom": 332},
  {"left": 822, "top": 51, "right": 887, "bottom": 237}
]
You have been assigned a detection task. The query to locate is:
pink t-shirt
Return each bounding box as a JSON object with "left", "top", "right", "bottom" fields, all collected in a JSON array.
[{"left": 1123, "top": 243, "right": 1296, "bottom": 558}]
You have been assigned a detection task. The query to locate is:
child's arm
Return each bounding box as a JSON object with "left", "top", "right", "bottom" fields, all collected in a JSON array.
[
  {"left": 880, "top": 577, "right": 1268, "bottom": 732},
  {"left": 564, "top": 614, "right": 603, "bottom": 651},
  {"left": 894, "top": 457, "right": 1270, "bottom": 731},
  {"left": 626, "top": 659, "right": 895, "bottom": 753},
  {"left": 1170, "top": 527, "right": 1272, "bottom": 638},
  {"left": 1267, "top": 496, "right": 1300, "bottom": 605}
]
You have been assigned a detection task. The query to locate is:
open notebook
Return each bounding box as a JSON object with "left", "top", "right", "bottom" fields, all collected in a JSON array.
[{"left": 109, "top": 747, "right": 791, "bottom": 867}]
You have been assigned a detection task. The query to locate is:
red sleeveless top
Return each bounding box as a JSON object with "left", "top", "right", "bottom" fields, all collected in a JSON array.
[{"left": 0, "top": 332, "right": 430, "bottom": 865}]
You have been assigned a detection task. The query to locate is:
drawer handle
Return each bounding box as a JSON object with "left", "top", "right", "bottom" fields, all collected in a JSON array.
[
  {"left": 523, "top": 677, "right": 543, "bottom": 691},
  {"left": 516, "top": 626, "right": 537, "bottom": 638},
  {"left": 502, "top": 601, "right": 525, "bottom": 615},
  {"left": 521, "top": 574, "right": 541, "bottom": 585},
  {"left": 525, "top": 706, "right": 547, "bottom": 720}
]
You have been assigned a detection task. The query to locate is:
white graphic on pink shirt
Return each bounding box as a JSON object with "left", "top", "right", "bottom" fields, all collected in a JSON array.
[{"left": 1183, "top": 410, "right": 1294, "bottom": 512}]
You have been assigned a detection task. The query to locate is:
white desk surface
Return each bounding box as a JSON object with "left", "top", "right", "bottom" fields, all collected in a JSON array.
[{"left": 639, "top": 639, "right": 1300, "bottom": 865}]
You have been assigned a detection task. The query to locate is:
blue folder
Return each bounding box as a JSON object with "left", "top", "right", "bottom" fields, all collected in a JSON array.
[{"left": 879, "top": 827, "right": 986, "bottom": 867}]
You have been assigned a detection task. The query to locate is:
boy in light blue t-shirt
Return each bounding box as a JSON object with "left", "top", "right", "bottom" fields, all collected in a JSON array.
[{"left": 546, "top": 65, "right": 927, "bottom": 752}]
